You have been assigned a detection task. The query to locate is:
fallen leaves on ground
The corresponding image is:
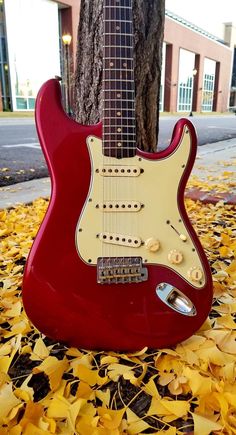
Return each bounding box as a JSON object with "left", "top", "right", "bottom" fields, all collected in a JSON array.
[{"left": 0, "top": 183, "right": 236, "bottom": 434}]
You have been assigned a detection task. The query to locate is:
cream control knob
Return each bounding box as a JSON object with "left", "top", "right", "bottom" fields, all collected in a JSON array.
[
  {"left": 168, "top": 250, "right": 183, "bottom": 264},
  {"left": 145, "top": 238, "right": 160, "bottom": 252},
  {"left": 188, "top": 267, "right": 203, "bottom": 282}
]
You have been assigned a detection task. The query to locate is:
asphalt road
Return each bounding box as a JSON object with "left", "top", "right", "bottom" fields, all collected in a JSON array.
[{"left": 0, "top": 114, "right": 236, "bottom": 186}]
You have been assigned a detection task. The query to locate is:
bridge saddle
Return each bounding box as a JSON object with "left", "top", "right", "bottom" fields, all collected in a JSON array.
[{"left": 97, "top": 257, "right": 148, "bottom": 284}]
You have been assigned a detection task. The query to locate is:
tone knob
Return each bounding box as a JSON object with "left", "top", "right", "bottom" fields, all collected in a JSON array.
[
  {"left": 188, "top": 267, "right": 203, "bottom": 282},
  {"left": 145, "top": 238, "right": 160, "bottom": 252},
  {"left": 168, "top": 250, "right": 183, "bottom": 264}
]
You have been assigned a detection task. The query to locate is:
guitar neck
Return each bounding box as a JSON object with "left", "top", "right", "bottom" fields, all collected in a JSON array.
[{"left": 102, "top": 0, "right": 136, "bottom": 159}]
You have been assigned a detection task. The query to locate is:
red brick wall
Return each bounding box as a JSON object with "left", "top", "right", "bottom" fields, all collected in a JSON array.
[
  {"left": 164, "top": 17, "right": 233, "bottom": 112},
  {"left": 56, "top": 0, "right": 80, "bottom": 62}
]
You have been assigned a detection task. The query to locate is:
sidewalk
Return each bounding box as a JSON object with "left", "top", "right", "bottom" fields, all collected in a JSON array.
[{"left": 0, "top": 138, "right": 236, "bottom": 209}]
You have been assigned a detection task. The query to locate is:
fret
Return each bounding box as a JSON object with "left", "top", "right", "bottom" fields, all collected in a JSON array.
[
  {"left": 104, "top": 59, "right": 133, "bottom": 68},
  {"left": 104, "top": 0, "right": 133, "bottom": 7},
  {"left": 103, "top": 108, "right": 134, "bottom": 116},
  {"left": 104, "top": 98, "right": 135, "bottom": 102},
  {"left": 104, "top": 68, "right": 133, "bottom": 71},
  {"left": 103, "top": 125, "right": 135, "bottom": 132},
  {"left": 104, "top": 47, "right": 133, "bottom": 58},
  {"left": 104, "top": 116, "right": 135, "bottom": 119},
  {"left": 104, "top": 6, "right": 132, "bottom": 10},
  {"left": 103, "top": 91, "right": 134, "bottom": 98},
  {"left": 103, "top": 79, "right": 134, "bottom": 82},
  {"left": 103, "top": 137, "right": 136, "bottom": 143},
  {"left": 103, "top": 80, "right": 134, "bottom": 90},
  {"left": 103, "top": 132, "right": 136, "bottom": 136},
  {"left": 104, "top": 19, "right": 132, "bottom": 22},
  {"left": 104, "top": 21, "right": 132, "bottom": 34},
  {"left": 103, "top": 146, "right": 136, "bottom": 151},
  {"left": 104, "top": 57, "right": 133, "bottom": 60},
  {"left": 104, "top": 33, "right": 133, "bottom": 36},
  {"left": 104, "top": 8, "right": 132, "bottom": 21},
  {"left": 104, "top": 45, "right": 133, "bottom": 50},
  {"left": 103, "top": 101, "right": 134, "bottom": 109}
]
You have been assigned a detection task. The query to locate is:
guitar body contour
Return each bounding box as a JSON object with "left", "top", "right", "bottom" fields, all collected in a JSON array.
[{"left": 22, "top": 79, "right": 212, "bottom": 350}]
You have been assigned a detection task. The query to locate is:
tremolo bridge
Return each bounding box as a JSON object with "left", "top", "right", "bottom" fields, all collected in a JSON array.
[{"left": 97, "top": 257, "right": 148, "bottom": 284}]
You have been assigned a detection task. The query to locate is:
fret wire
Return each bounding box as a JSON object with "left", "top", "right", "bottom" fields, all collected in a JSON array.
[
  {"left": 103, "top": 57, "right": 133, "bottom": 60},
  {"left": 104, "top": 68, "right": 133, "bottom": 71},
  {"left": 103, "top": 90, "right": 134, "bottom": 92},
  {"left": 104, "top": 19, "right": 132, "bottom": 22},
  {"left": 104, "top": 33, "right": 133, "bottom": 36},
  {"left": 104, "top": 5, "right": 132, "bottom": 8},
  {"left": 103, "top": 45, "right": 133, "bottom": 48},
  {"left": 103, "top": 79, "right": 134, "bottom": 82},
  {"left": 103, "top": 99, "right": 134, "bottom": 101}
]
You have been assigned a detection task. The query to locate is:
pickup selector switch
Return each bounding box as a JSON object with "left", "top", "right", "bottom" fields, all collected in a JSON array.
[
  {"left": 168, "top": 250, "right": 183, "bottom": 264},
  {"left": 145, "top": 238, "right": 160, "bottom": 252}
]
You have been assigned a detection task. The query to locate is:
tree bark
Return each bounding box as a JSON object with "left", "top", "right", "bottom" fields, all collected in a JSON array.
[{"left": 74, "top": 0, "right": 165, "bottom": 152}]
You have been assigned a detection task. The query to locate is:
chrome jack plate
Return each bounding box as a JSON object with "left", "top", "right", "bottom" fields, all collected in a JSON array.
[{"left": 156, "top": 283, "right": 196, "bottom": 316}]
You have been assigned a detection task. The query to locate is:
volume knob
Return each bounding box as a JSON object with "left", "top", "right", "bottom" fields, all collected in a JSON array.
[
  {"left": 168, "top": 250, "right": 183, "bottom": 264},
  {"left": 145, "top": 238, "right": 160, "bottom": 252},
  {"left": 188, "top": 267, "right": 203, "bottom": 282}
]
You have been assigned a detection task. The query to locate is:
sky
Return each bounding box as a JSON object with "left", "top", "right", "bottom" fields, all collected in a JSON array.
[{"left": 165, "top": 0, "right": 236, "bottom": 39}]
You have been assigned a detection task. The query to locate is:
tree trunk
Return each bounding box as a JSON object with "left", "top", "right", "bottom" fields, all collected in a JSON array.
[{"left": 74, "top": 0, "right": 165, "bottom": 152}]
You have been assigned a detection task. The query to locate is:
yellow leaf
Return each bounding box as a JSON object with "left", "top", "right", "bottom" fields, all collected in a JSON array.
[
  {"left": 192, "top": 413, "right": 222, "bottom": 435},
  {"left": 100, "top": 355, "right": 119, "bottom": 365},
  {"left": 182, "top": 367, "right": 212, "bottom": 396},
  {"left": 47, "top": 395, "right": 69, "bottom": 419},
  {"left": 75, "top": 364, "right": 107, "bottom": 386},
  {"left": 22, "top": 422, "right": 52, "bottom": 434},
  {"left": 33, "top": 337, "right": 50, "bottom": 359},
  {"left": 20, "top": 402, "right": 44, "bottom": 429},
  {"left": 98, "top": 407, "right": 125, "bottom": 430},
  {"left": 126, "top": 408, "right": 150, "bottom": 434},
  {"left": 33, "top": 356, "right": 69, "bottom": 391},
  {"left": 0, "top": 383, "right": 21, "bottom": 422}
]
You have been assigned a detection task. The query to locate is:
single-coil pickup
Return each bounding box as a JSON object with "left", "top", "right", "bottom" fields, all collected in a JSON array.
[
  {"left": 97, "top": 166, "right": 141, "bottom": 177},
  {"left": 99, "top": 232, "right": 142, "bottom": 248},
  {"left": 96, "top": 201, "right": 141, "bottom": 212}
]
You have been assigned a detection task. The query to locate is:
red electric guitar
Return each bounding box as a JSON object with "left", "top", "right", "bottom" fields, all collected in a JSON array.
[{"left": 22, "top": 0, "right": 212, "bottom": 350}]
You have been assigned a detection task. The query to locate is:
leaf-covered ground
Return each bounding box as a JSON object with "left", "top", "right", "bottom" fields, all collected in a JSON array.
[{"left": 0, "top": 175, "right": 236, "bottom": 435}]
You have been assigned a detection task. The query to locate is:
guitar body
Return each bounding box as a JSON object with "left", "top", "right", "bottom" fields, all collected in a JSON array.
[{"left": 22, "top": 79, "right": 212, "bottom": 350}]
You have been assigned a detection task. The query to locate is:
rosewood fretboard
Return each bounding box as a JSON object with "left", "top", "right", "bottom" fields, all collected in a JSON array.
[{"left": 103, "top": 0, "right": 135, "bottom": 159}]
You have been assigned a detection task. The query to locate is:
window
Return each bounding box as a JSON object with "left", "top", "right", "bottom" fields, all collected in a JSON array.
[
  {"left": 201, "top": 58, "right": 216, "bottom": 112},
  {"left": 177, "top": 49, "right": 195, "bottom": 112}
]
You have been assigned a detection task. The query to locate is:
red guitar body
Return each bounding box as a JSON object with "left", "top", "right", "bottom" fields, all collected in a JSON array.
[{"left": 22, "top": 79, "right": 212, "bottom": 350}]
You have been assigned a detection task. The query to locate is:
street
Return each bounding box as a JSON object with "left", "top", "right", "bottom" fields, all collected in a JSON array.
[{"left": 0, "top": 114, "right": 236, "bottom": 186}]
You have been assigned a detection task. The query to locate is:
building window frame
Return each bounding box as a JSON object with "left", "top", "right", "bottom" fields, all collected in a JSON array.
[
  {"left": 201, "top": 58, "right": 216, "bottom": 112},
  {"left": 177, "top": 48, "right": 195, "bottom": 112}
]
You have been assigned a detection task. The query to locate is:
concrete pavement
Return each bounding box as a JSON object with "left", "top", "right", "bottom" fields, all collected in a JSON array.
[{"left": 0, "top": 138, "right": 236, "bottom": 209}]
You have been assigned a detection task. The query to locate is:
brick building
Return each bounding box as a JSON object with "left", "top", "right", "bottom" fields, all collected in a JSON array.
[{"left": 0, "top": 0, "right": 234, "bottom": 113}]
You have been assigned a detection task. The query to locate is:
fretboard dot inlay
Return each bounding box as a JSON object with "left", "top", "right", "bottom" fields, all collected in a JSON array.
[
  {"left": 123, "top": 63, "right": 127, "bottom": 67},
  {"left": 116, "top": 26, "right": 120, "bottom": 30},
  {"left": 117, "top": 128, "right": 122, "bottom": 132},
  {"left": 117, "top": 112, "right": 121, "bottom": 116},
  {"left": 117, "top": 142, "right": 122, "bottom": 147},
  {"left": 110, "top": 62, "right": 114, "bottom": 66},
  {"left": 117, "top": 94, "right": 121, "bottom": 98}
]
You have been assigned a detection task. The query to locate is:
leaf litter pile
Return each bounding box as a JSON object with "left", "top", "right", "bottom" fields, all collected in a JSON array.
[{"left": 1, "top": 177, "right": 236, "bottom": 434}]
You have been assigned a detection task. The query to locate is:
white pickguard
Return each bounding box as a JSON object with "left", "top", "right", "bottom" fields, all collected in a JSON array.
[{"left": 76, "top": 127, "right": 205, "bottom": 288}]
